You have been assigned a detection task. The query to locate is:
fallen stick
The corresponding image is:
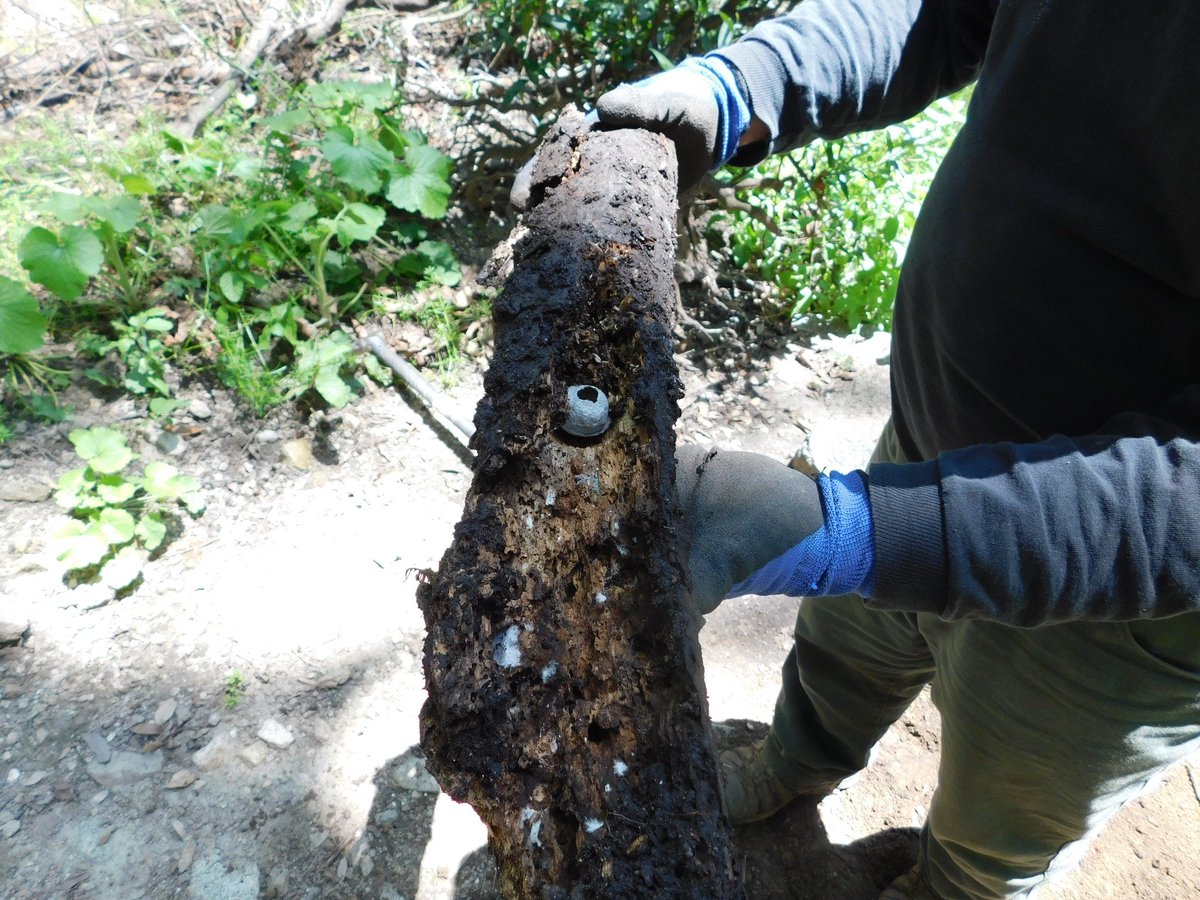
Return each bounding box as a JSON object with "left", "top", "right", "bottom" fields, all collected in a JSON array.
[
  {"left": 173, "top": 0, "right": 290, "bottom": 139},
  {"left": 360, "top": 333, "right": 475, "bottom": 449},
  {"left": 418, "top": 111, "right": 741, "bottom": 897}
]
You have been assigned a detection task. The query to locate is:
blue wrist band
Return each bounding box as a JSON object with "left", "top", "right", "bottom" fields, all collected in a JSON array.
[
  {"left": 729, "top": 470, "right": 877, "bottom": 599},
  {"left": 676, "top": 56, "right": 752, "bottom": 168}
]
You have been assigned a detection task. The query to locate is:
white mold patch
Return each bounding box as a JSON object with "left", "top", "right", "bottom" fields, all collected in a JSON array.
[
  {"left": 493, "top": 626, "right": 521, "bottom": 668},
  {"left": 584, "top": 818, "right": 604, "bottom": 833},
  {"left": 613, "top": 760, "right": 628, "bottom": 776},
  {"left": 521, "top": 807, "right": 543, "bottom": 847}
]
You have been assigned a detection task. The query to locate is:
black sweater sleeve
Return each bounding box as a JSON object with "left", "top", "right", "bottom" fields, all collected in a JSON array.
[
  {"left": 714, "top": 0, "right": 998, "bottom": 156},
  {"left": 868, "top": 388, "right": 1200, "bottom": 626}
]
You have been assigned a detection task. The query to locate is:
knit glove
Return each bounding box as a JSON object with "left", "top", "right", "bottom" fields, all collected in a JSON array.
[
  {"left": 675, "top": 446, "right": 876, "bottom": 614},
  {"left": 595, "top": 56, "right": 751, "bottom": 193}
]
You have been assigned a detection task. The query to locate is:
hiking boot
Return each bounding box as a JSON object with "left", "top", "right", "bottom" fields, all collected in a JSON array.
[
  {"left": 719, "top": 743, "right": 808, "bottom": 825},
  {"left": 878, "top": 864, "right": 938, "bottom": 900}
]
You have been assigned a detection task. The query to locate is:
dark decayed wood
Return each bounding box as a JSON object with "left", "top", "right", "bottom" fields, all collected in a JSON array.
[{"left": 418, "top": 110, "right": 741, "bottom": 897}]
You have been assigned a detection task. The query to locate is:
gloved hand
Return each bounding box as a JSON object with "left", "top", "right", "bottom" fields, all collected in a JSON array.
[
  {"left": 675, "top": 445, "right": 876, "bottom": 614},
  {"left": 595, "top": 56, "right": 751, "bottom": 193},
  {"left": 510, "top": 56, "right": 751, "bottom": 209}
]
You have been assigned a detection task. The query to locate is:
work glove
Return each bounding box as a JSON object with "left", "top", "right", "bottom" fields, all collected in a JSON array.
[
  {"left": 675, "top": 446, "right": 876, "bottom": 614},
  {"left": 510, "top": 56, "right": 751, "bottom": 208},
  {"left": 594, "top": 56, "right": 751, "bottom": 193}
]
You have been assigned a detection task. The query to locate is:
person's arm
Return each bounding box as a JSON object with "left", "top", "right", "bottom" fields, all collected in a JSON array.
[
  {"left": 715, "top": 0, "right": 999, "bottom": 161},
  {"left": 869, "top": 389, "right": 1200, "bottom": 626},
  {"left": 585, "top": 0, "right": 998, "bottom": 194}
]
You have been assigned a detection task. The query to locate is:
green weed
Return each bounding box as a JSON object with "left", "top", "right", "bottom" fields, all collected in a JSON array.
[
  {"left": 717, "top": 92, "right": 968, "bottom": 329},
  {"left": 1, "top": 78, "right": 464, "bottom": 415},
  {"left": 224, "top": 670, "right": 247, "bottom": 709},
  {"left": 51, "top": 426, "right": 205, "bottom": 591}
]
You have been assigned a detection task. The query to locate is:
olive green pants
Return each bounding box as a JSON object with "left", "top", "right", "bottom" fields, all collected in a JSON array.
[{"left": 764, "top": 422, "right": 1200, "bottom": 898}]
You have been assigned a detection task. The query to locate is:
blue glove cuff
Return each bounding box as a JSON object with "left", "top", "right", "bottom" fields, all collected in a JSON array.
[
  {"left": 729, "top": 470, "right": 876, "bottom": 599},
  {"left": 676, "top": 56, "right": 752, "bottom": 168}
]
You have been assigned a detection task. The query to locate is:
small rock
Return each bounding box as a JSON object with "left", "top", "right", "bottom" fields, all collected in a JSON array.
[
  {"left": 19, "top": 771, "right": 46, "bottom": 787},
  {"left": 87, "top": 750, "right": 164, "bottom": 787},
  {"left": 187, "top": 398, "right": 213, "bottom": 420},
  {"left": 9, "top": 527, "right": 33, "bottom": 553},
  {"left": 84, "top": 732, "right": 112, "bottom": 764},
  {"left": 380, "top": 888, "right": 405, "bottom": 900},
  {"left": 0, "top": 481, "right": 52, "bottom": 502},
  {"left": 360, "top": 855, "right": 374, "bottom": 877},
  {"left": 0, "top": 619, "right": 28, "bottom": 646},
  {"left": 193, "top": 730, "right": 238, "bottom": 771},
  {"left": 281, "top": 438, "right": 315, "bottom": 471},
  {"left": 390, "top": 748, "right": 439, "bottom": 794},
  {"left": 336, "top": 856, "right": 348, "bottom": 880},
  {"left": 154, "top": 430, "right": 185, "bottom": 456},
  {"left": 256, "top": 719, "right": 294, "bottom": 750},
  {"left": 255, "top": 429, "right": 281, "bottom": 444},
  {"left": 97, "top": 826, "right": 114, "bottom": 845},
  {"left": 178, "top": 839, "right": 196, "bottom": 874},
  {"left": 265, "top": 867, "right": 289, "bottom": 898},
  {"left": 1, "top": 819, "right": 20, "bottom": 838},
  {"left": 239, "top": 741, "right": 269, "bottom": 767},
  {"left": 375, "top": 807, "right": 398, "bottom": 825},
  {"left": 166, "top": 769, "right": 196, "bottom": 789},
  {"left": 312, "top": 666, "right": 352, "bottom": 690},
  {"left": 171, "top": 819, "right": 187, "bottom": 840},
  {"left": 153, "top": 699, "right": 177, "bottom": 725}
]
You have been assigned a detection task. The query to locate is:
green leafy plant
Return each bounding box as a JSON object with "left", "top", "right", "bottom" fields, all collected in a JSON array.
[
  {"left": 79, "top": 307, "right": 176, "bottom": 399},
  {"left": 718, "top": 93, "right": 967, "bottom": 329},
  {"left": 5, "top": 78, "right": 466, "bottom": 420},
  {"left": 289, "top": 331, "right": 358, "bottom": 408},
  {"left": 472, "top": 0, "right": 779, "bottom": 103},
  {"left": 0, "top": 275, "right": 70, "bottom": 417},
  {"left": 19, "top": 192, "right": 153, "bottom": 309},
  {"left": 224, "top": 670, "right": 247, "bottom": 709},
  {"left": 0, "top": 276, "right": 47, "bottom": 354},
  {"left": 52, "top": 426, "right": 205, "bottom": 591}
]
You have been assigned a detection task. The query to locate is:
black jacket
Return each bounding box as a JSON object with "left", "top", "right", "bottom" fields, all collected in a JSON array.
[{"left": 716, "top": 0, "right": 1200, "bottom": 625}]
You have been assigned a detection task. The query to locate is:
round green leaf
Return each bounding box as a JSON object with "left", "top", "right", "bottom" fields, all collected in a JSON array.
[
  {"left": 83, "top": 196, "right": 141, "bottom": 233},
  {"left": 99, "top": 549, "right": 144, "bottom": 590},
  {"left": 219, "top": 271, "right": 245, "bottom": 303},
  {"left": 336, "top": 203, "right": 385, "bottom": 246},
  {"left": 143, "top": 461, "right": 202, "bottom": 506},
  {"left": 0, "top": 277, "right": 47, "bottom": 354},
  {"left": 53, "top": 520, "right": 111, "bottom": 570},
  {"left": 96, "top": 475, "right": 136, "bottom": 505},
  {"left": 135, "top": 513, "right": 167, "bottom": 551},
  {"left": 314, "top": 368, "right": 353, "bottom": 408},
  {"left": 385, "top": 144, "right": 452, "bottom": 219},
  {"left": 97, "top": 507, "right": 136, "bottom": 544},
  {"left": 69, "top": 427, "right": 134, "bottom": 474},
  {"left": 19, "top": 226, "right": 103, "bottom": 301},
  {"left": 320, "top": 126, "right": 393, "bottom": 194},
  {"left": 121, "top": 174, "right": 156, "bottom": 196},
  {"left": 54, "top": 467, "right": 90, "bottom": 509}
]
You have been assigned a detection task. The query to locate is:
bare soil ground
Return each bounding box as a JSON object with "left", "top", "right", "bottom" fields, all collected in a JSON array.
[{"left": 1, "top": 3, "right": 1198, "bottom": 899}]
